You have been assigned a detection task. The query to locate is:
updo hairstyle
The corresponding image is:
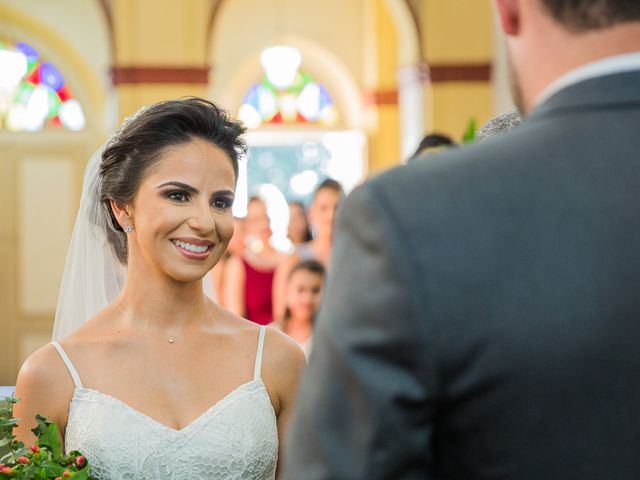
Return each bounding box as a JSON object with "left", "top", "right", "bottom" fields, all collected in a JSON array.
[{"left": 99, "top": 97, "right": 247, "bottom": 264}]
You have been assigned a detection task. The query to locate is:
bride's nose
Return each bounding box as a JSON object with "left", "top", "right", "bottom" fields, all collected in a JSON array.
[{"left": 187, "top": 200, "right": 216, "bottom": 234}]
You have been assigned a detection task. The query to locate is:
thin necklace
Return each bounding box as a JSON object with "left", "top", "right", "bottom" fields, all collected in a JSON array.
[{"left": 161, "top": 301, "right": 216, "bottom": 344}]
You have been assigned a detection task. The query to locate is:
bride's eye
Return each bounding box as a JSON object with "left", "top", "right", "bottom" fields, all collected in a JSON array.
[
  {"left": 211, "top": 196, "right": 233, "bottom": 209},
  {"left": 166, "top": 190, "right": 189, "bottom": 202}
]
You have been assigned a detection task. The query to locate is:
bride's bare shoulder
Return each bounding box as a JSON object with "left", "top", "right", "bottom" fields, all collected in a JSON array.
[
  {"left": 14, "top": 343, "right": 76, "bottom": 442},
  {"left": 17, "top": 343, "right": 75, "bottom": 395}
]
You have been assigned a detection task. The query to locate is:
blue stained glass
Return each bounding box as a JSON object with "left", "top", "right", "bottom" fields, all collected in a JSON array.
[
  {"left": 40, "top": 62, "right": 65, "bottom": 91},
  {"left": 15, "top": 42, "right": 39, "bottom": 61},
  {"left": 318, "top": 85, "right": 332, "bottom": 108}
]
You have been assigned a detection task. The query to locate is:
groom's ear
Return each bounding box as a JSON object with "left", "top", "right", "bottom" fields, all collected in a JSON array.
[
  {"left": 495, "top": 0, "right": 521, "bottom": 36},
  {"left": 110, "top": 199, "right": 133, "bottom": 229}
]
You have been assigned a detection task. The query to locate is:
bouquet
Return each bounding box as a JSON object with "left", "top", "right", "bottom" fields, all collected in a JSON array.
[{"left": 0, "top": 397, "right": 95, "bottom": 479}]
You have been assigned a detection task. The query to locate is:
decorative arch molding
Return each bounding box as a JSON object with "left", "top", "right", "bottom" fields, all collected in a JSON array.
[
  {"left": 382, "top": 0, "right": 421, "bottom": 67},
  {"left": 206, "top": 0, "right": 421, "bottom": 68}
]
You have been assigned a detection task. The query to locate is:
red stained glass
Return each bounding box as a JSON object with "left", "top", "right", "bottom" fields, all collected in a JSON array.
[
  {"left": 24, "top": 64, "right": 40, "bottom": 85},
  {"left": 57, "top": 85, "right": 71, "bottom": 102}
]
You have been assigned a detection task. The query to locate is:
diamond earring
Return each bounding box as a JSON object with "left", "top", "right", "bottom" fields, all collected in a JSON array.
[{"left": 123, "top": 225, "right": 134, "bottom": 233}]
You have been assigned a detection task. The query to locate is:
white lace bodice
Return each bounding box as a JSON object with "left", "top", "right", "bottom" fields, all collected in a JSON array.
[{"left": 51, "top": 326, "right": 278, "bottom": 480}]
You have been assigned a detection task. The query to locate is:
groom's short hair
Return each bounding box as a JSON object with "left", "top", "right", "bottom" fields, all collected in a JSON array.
[{"left": 540, "top": 0, "right": 640, "bottom": 31}]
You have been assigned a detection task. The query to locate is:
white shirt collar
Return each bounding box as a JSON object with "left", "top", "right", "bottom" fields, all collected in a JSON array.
[{"left": 535, "top": 52, "right": 640, "bottom": 107}]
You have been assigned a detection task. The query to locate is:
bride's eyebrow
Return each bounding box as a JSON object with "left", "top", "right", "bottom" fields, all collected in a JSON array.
[{"left": 156, "top": 181, "right": 198, "bottom": 194}]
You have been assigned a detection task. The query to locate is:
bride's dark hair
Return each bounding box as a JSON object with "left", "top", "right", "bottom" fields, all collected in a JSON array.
[{"left": 99, "top": 97, "right": 247, "bottom": 264}]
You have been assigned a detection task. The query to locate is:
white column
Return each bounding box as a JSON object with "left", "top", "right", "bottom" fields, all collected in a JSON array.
[{"left": 397, "top": 64, "right": 426, "bottom": 161}]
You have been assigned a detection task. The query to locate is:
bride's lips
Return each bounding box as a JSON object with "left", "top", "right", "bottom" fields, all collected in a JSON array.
[{"left": 171, "top": 237, "right": 214, "bottom": 260}]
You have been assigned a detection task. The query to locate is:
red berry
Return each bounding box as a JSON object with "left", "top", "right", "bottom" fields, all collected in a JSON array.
[
  {"left": 30, "top": 445, "right": 40, "bottom": 453},
  {"left": 75, "top": 455, "right": 86, "bottom": 468},
  {"left": 1, "top": 466, "right": 12, "bottom": 474},
  {"left": 17, "top": 456, "right": 29, "bottom": 464},
  {"left": 63, "top": 470, "right": 72, "bottom": 478},
  {"left": 55, "top": 477, "right": 62, "bottom": 480},
  {"left": 0, "top": 463, "right": 4, "bottom": 469}
]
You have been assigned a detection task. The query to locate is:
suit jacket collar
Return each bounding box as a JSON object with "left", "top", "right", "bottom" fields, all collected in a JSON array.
[{"left": 529, "top": 70, "right": 640, "bottom": 121}]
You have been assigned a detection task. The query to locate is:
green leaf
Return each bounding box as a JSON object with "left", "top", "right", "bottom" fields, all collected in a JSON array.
[
  {"left": 13, "top": 447, "right": 30, "bottom": 457},
  {"left": 72, "top": 467, "right": 91, "bottom": 480},
  {"left": 35, "top": 468, "right": 49, "bottom": 480},
  {"left": 30, "top": 414, "right": 52, "bottom": 439},
  {"left": 462, "top": 117, "right": 477, "bottom": 143},
  {"left": 37, "top": 424, "right": 61, "bottom": 458},
  {"left": 41, "top": 461, "right": 65, "bottom": 477}
]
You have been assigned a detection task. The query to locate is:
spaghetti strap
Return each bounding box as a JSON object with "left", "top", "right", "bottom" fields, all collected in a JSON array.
[
  {"left": 253, "top": 326, "right": 267, "bottom": 380},
  {"left": 50, "top": 341, "right": 83, "bottom": 389}
]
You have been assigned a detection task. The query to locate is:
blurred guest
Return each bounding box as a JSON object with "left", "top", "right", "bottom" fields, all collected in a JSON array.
[
  {"left": 476, "top": 109, "right": 522, "bottom": 140},
  {"left": 273, "top": 179, "right": 343, "bottom": 318},
  {"left": 408, "top": 133, "right": 456, "bottom": 162},
  {"left": 287, "top": 201, "right": 312, "bottom": 246},
  {"left": 224, "top": 196, "right": 280, "bottom": 325},
  {"left": 211, "top": 216, "right": 245, "bottom": 305},
  {"left": 274, "top": 260, "right": 325, "bottom": 359}
]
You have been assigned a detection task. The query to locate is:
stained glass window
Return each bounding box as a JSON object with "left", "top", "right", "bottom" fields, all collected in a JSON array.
[
  {"left": 238, "top": 46, "right": 338, "bottom": 129},
  {"left": 0, "top": 39, "right": 86, "bottom": 132}
]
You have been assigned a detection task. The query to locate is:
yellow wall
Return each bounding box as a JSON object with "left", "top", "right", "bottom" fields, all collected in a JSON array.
[
  {"left": 420, "top": 0, "right": 494, "bottom": 140},
  {"left": 111, "top": 0, "right": 212, "bottom": 121}
]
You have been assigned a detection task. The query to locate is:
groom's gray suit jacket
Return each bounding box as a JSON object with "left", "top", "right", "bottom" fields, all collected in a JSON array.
[{"left": 284, "top": 70, "right": 640, "bottom": 479}]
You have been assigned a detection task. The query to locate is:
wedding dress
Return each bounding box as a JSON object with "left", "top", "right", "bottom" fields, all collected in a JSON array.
[{"left": 50, "top": 326, "right": 278, "bottom": 479}]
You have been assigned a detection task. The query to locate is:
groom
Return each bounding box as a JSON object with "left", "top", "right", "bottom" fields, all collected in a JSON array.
[{"left": 284, "top": 1, "right": 640, "bottom": 478}]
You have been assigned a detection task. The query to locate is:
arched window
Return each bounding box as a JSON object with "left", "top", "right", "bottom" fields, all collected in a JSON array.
[
  {"left": 0, "top": 39, "right": 86, "bottom": 132},
  {"left": 238, "top": 46, "right": 338, "bottom": 129}
]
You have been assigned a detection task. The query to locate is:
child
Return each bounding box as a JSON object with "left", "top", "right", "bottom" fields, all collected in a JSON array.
[{"left": 277, "top": 260, "right": 325, "bottom": 358}]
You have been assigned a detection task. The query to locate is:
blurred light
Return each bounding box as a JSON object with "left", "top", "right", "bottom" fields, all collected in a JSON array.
[
  {"left": 302, "top": 141, "right": 319, "bottom": 158},
  {"left": 59, "top": 99, "right": 86, "bottom": 131},
  {"left": 322, "top": 131, "right": 367, "bottom": 193},
  {"left": 267, "top": 169, "right": 286, "bottom": 188},
  {"left": 279, "top": 93, "right": 297, "bottom": 121},
  {"left": 40, "top": 62, "right": 64, "bottom": 91},
  {"left": 260, "top": 46, "right": 301, "bottom": 89},
  {"left": 290, "top": 170, "right": 319, "bottom": 195},
  {"left": 232, "top": 155, "right": 249, "bottom": 218},
  {"left": 6, "top": 104, "right": 28, "bottom": 131},
  {"left": 258, "top": 151, "right": 276, "bottom": 168},
  {"left": 0, "top": 49, "right": 28, "bottom": 90},
  {"left": 258, "top": 88, "right": 277, "bottom": 118},
  {"left": 24, "top": 84, "right": 49, "bottom": 131},
  {"left": 238, "top": 103, "right": 262, "bottom": 129},
  {"left": 258, "top": 183, "right": 290, "bottom": 252},
  {"left": 296, "top": 82, "right": 321, "bottom": 120},
  {"left": 15, "top": 42, "right": 39, "bottom": 62}
]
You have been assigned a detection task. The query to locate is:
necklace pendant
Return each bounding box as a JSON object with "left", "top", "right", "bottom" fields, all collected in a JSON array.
[{"left": 168, "top": 336, "right": 175, "bottom": 344}]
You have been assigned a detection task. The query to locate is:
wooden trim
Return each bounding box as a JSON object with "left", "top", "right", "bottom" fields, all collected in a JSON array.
[
  {"left": 111, "top": 66, "right": 211, "bottom": 85},
  {"left": 427, "top": 63, "right": 492, "bottom": 83},
  {"left": 364, "top": 89, "right": 399, "bottom": 106}
]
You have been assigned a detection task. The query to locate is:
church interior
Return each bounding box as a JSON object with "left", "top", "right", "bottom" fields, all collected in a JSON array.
[{"left": 0, "top": 0, "right": 512, "bottom": 385}]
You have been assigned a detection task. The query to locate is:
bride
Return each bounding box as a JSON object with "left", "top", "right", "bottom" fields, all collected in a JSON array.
[{"left": 13, "top": 98, "right": 305, "bottom": 479}]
